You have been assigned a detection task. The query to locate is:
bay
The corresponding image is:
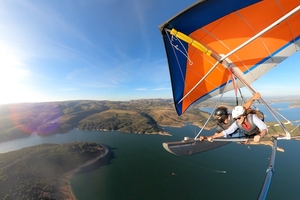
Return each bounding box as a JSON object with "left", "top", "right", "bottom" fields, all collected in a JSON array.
[{"left": 0, "top": 103, "right": 300, "bottom": 199}]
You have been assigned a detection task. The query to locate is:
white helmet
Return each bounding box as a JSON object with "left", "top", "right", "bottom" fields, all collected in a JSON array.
[{"left": 232, "top": 106, "right": 245, "bottom": 119}]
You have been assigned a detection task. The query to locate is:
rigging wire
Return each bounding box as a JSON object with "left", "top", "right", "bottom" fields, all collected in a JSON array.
[
  {"left": 194, "top": 78, "right": 231, "bottom": 139},
  {"left": 160, "top": 4, "right": 300, "bottom": 200},
  {"left": 291, "top": 123, "right": 300, "bottom": 133},
  {"left": 168, "top": 30, "right": 193, "bottom": 65},
  {"left": 231, "top": 71, "right": 291, "bottom": 139},
  {"left": 229, "top": 68, "right": 239, "bottom": 106}
]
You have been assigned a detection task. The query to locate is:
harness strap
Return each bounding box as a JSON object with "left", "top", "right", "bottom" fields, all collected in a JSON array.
[{"left": 237, "top": 114, "right": 259, "bottom": 136}]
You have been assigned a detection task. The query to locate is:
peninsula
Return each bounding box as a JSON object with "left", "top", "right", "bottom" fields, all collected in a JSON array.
[
  {"left": 0, "top": 99, "right": 215, "bottom": 142},
  {"left": 1, "top": 98, "right": 300, "bottom": 143},
  {"left": 0, "top": 142, "right": 107, "bottom": 200}
]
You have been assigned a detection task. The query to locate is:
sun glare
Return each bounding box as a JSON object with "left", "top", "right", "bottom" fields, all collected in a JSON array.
[{"left": 0, "top": 42, "right": 32, "bottom": 104}]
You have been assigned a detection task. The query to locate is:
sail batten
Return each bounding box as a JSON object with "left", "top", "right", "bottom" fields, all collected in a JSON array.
[{"left": 160, "top": 0, "right": 300, "bottom": 116}]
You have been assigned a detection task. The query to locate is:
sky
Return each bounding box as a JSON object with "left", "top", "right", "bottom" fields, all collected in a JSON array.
[{"left": 0, "top": 0, "right": 300, "bottom": 105}]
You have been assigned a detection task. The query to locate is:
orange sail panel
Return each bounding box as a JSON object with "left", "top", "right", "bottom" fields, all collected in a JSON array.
[{"left": 159, "top": 0, "right": 300, "bottom": 115}]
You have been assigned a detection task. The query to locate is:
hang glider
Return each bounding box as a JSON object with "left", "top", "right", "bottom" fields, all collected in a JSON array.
[
  {"left": 159, "top": 0, "right": 300, "bottom": 199},
  {"left": 159, "top": 0, "right": 300, "bottom": 116}
]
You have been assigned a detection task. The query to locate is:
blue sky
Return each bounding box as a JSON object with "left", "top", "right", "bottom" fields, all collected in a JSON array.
[{"left": 0, "top": 0, "right": 299, "bottom": 105}]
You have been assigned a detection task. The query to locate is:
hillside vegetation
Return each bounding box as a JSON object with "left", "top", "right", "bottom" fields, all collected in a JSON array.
[
  {"left": 0, "top": 142, "right": 105, "bottom": 200},
  {"left": 1, "top": 98, "right": 298, "bottom": 143},
  {"left": 0, "top": 99, "right": 215, "bottom": 142}
]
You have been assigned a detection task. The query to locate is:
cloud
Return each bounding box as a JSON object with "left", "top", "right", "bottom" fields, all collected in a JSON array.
[
  {"left": 0, "top": 0, "right": 99, "bottom": 64},
  {"left": 153, "top": 87, "right": 171, "bottom": 91},
  {"left": 135, "top": 87, "right": 170, "bottom": 92},
  {"left": 59, "top": 87, "right": 79, "bottom": 92},
  {"left": 65, "top": 58, "right": 138, "bottom": 89},
  {"left": 136, "top": 88, "right": 148, "bottom": 91}
]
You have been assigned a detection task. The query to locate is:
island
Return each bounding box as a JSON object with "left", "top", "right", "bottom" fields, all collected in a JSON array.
[{"left": 0, "top": 142, "right": 107, "bottom": 200}]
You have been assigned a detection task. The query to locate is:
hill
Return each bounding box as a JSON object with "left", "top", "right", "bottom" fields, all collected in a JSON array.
[
  {"left": 0, "top": 142, "right": 106, "bottom": 200},
  {"left": 1, "top": 98, "right": 299, "bottom": 143},
  {"left": 0, "top": 99, "right": 215, "bottom": 142}
]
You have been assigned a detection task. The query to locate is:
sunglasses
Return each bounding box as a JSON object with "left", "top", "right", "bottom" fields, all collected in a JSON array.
[{"left": 235, "top": 116, "right": 244, "bottom": 120}]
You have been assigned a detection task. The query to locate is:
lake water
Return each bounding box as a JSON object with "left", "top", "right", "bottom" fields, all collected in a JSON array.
[{"left": 0, "top": 103, "right": 300, "bottom": 200}]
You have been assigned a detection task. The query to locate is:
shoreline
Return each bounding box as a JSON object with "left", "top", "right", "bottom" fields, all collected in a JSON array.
[{"left": 58, "top": 147, "right": 109, "bottom": 200}]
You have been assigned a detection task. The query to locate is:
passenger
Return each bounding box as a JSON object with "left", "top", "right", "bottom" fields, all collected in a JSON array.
[
  {"left": 200, "top": 92, "right": 261, "bottom": 141},
  {"left": 205, "top": 105, "right": 267, "bottom": 142}
]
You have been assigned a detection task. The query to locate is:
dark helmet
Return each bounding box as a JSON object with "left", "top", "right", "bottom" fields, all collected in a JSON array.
[
  {"left": 214, "top": 107, "right": 228, "bottom": 123},
  {"left": 215, "top": 107, "right": 228, "bottom": 117}
]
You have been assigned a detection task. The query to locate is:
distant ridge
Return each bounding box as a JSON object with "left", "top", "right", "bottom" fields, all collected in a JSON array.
[
  {"left": 2, "top": 97, "right": 299, "bottom": 142},
  {"left": 0, "top": 99, "right": 215, "bottom": 142}
]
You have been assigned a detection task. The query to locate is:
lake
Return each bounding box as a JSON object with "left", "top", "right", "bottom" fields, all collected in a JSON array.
[{"left": 0, "top": 102, "right": 300, "bottom": 200}]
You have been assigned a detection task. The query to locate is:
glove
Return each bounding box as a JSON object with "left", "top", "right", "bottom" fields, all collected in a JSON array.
[{"left": 253, "top": 135, "right": 261, "bottom": 142}]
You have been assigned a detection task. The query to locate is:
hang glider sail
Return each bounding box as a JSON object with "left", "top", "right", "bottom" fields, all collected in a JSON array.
[
  {"left": 159, "top": 0, "right": 300, "bottom": 199},
  {"left": 159, "top": 0, "right": 300, "bottom": 116}
]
